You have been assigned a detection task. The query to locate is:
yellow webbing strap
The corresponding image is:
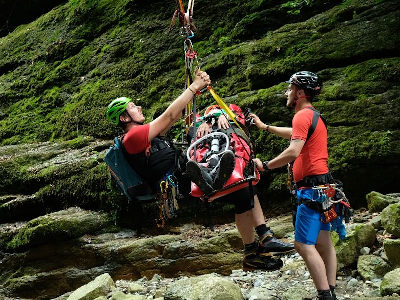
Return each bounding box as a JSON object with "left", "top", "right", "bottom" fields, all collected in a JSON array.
[{"left": 208, "top": 87, "right": 246, "bottom": 135}]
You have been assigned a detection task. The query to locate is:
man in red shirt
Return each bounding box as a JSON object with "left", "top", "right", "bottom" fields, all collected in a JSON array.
[
  {"left": 106, "top": 70, "right": 211, "bottom": 186},
  {"left": 251, "top": 71, "right": 337, "bottom": 300}
]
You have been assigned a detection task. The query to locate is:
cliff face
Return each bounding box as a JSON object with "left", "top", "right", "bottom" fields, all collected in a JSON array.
[{"left": 0, "top": 0, "right": 399, "bottom": 208}]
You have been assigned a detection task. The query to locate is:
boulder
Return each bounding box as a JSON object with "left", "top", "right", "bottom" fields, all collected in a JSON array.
[
  {"left": 354, "top": 223, "right": 377, "bottom": 248},
  {"left": 67, "top": 273, "right": 115, "bottom": 300},
  {"left": 336, "top": 235, "right": 358, "bottom": 270},
  {"left": 110, "top": 291, "right": 147, "bottom": 300},
  {"left": 369, "top": 215, "right": 382, "bottom": 229},
  {"left": 381, "top": 203, "right": 400, "bottom": 237},
  {"left": 266, "top": 215, "right": 294, "bottom": 239},
  {"left": 164, "top": 273, "right": 243, "bottom": 300},
  {"left": 335, "top": 223, "right": 376, "bottom": 269},
  {"left": 380, "top": 268, "right": 400, "bottom": 296},
  {"left": 357, "top": 255, "right": 392, "bottom": 280},
  {"left": 281, "top": 287, "right": 313, "bottom": 300},
  {"left": 5, "top": 207, "right": 111, "bottom": 251},
  {"left": 366, "top": 192, "right": 398, "bottom": 213},
  {"left": 383, "top": 239, "right": 400, "bottom": 267}
]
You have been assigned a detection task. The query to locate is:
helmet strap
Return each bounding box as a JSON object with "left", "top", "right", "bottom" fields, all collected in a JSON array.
[
  {"left": 120, "top": 111, "right": 144, "bottom": 127},
  {"left": 290, "top": 96, "right": 298, "bottom": 108}
]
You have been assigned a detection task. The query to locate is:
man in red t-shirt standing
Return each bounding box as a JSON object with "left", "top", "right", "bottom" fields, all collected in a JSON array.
[{"left": 251, "top": 71, "right": 338, "bottom": 300}]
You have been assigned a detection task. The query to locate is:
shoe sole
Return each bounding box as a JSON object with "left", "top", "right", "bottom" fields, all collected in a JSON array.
[
  {"left": 213, "top": 151, "right": 235, "bottom": 190},
  {"left": 186, "top": 161, "right": 214, "bottom": 195},
  {"left": 258, "top": 248, "right": 296, "bottom": 257}
]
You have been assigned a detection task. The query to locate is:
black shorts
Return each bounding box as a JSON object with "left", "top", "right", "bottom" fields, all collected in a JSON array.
[{"left": 221, "top": 185, "right": 258, "bottom": 214}]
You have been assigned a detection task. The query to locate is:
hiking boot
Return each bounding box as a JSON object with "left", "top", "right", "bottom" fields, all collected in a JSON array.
[
  {"left": 316, "top": 292, "right": 335, "bottom": 300},
  {"left": 258, "top": 230, "right": 294, "bottom": 256},
  {"left": 243, "top": 242, "right": 283, "bottom": 271},
  {"left": 213, "top": 150, "right": 235, "bottom": 190},
  {"left": 186, "top": 160, "right": 214, "bottom": 195},
  {"left": 243, "top": 252, "right": 283, "bottom": 271}
]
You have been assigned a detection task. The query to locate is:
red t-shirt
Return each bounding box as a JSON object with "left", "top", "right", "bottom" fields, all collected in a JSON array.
[
  {"left": 123, "top": 123, "right": 150, "bottom": 154},
  {"left": 291, "top": 106, "right": 329, "bottom": 182}
]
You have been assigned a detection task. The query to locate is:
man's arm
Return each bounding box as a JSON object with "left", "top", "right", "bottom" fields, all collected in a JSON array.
[
  {"left": 159, "top": 113, "right": 182, "bottom": 136},
  {"left": 254, "top": 139, "right": 305, "bottom": 171},
  {"left": 249, "top": 113, "right": 292, "bottom": 139},
  {"left": 148, "top": 71, "right": 210, "bottom": 141}
]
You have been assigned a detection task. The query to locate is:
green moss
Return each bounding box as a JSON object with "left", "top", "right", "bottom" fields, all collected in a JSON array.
[
  {"left": 0, "top": 0, "right": 399, "bottom": 213},
  {"left": 5, "top": 207, "right": 111, "bottom": 251},
  {"left": 65, "top": 136, "right": 92, "bottom": 149}
]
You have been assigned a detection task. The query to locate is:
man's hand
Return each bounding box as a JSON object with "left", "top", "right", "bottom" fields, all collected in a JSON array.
[
  {"left": 249, "top": 113, "right": 267, "bottom": 130},
  {"left": 253, "top": 158, "right": 266, "bottom": 172},
  {"left": 196, "top": 122, "right": 211, "bottom": 138},
  {"left": 217, "top": 114, "right": 230, "bottom": 129},
  {"left": 190, "top": 70, "right": 211, "bottom": 92}
]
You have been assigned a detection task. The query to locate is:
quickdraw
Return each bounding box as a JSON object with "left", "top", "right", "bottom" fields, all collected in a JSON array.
[
  {"left": 311, "top": 183, "right": 351, "bottom": 224},
  {"left": 156, "top": 175, "right": 179, "bottom": 228}
]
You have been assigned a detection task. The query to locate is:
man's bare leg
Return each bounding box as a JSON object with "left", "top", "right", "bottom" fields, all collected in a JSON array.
[
  {"left": 295, "top": 240, "right": 330, "bottom": 290},
  {"left": 316, "top": 230, "right": 337, "bottom": 286}
]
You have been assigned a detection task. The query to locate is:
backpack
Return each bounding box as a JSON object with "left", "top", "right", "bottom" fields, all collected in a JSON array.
[{"left": 105, "top": 137, "right": 154, "bottom": 202}]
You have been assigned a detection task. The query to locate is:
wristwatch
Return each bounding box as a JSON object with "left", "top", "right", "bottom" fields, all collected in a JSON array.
[{"left": 262, "top": 160, "right": 270, "bottom": 171}]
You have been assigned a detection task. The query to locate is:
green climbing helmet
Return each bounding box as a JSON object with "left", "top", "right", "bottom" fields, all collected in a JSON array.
[{"left": 106, "top": 97, "right": 131, "bottom": 125}]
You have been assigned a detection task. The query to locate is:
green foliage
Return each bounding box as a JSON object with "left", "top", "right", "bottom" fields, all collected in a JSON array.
[
  {"left": 328, "top": 130, "right": 396, "bottom": 171},
  {"left": 0, "top": 0, "right": 399, "bottom": 210}
]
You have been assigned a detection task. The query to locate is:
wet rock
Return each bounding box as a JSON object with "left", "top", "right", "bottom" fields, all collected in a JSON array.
[
  {"left": 380, "top": 268, "right": 400, "bottom": 296},
  {"left": 164, "top": 273, "right": 243, "bottom": 300},
  {"left": 357, "top": 255, "right": 392, "bottom": 280},
  {"left": 67, "top": 273, "right": 115, "bottom": 300},
  {"left": 381, "top": 203, "right": 400, "bottom": 237},
  {"left": 383, "top": 239, "right": 400, "bottom": 267},
  {"left": 366, "top": 192, "right": 399, "bottom": 213}
]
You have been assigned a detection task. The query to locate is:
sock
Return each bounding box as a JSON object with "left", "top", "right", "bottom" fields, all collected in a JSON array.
[{"left": 255, "top": 224, "right": 270, "bottom": 238}]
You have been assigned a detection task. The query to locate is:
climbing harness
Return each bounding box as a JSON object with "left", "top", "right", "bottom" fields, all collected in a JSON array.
[{"left": 309, "top": 183, "right": 350, "bottom": 224}]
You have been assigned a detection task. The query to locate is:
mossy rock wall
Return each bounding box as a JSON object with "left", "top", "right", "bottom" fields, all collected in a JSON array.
[{"left": 0, "top": 0, "right": 399, "bottom": 209}]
